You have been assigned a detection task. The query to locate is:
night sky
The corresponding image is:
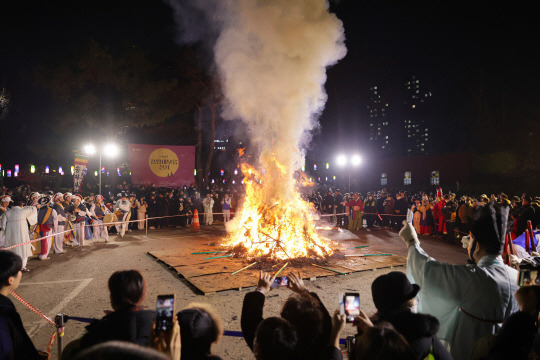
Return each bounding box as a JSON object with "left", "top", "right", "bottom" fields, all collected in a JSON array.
[{"left": 1, "top": 1, "right": 539, "bottom": 167}]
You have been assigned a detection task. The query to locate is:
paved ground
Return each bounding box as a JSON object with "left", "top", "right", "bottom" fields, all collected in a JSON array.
[{"left": 12, "top": 224, "right": 467, "bottom": 360}]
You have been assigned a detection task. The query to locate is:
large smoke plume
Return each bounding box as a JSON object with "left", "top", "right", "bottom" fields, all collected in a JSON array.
[
  {"left": 214, "top": 0, "right": 346, "bottom": 203},
  {"left": 166, "top": 0, "right": 346, "bottom": 204}
]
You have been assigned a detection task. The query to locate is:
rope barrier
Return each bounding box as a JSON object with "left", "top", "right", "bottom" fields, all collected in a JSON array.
[{"left": 10, "top": 291, "right": 57, "bottom": 358}]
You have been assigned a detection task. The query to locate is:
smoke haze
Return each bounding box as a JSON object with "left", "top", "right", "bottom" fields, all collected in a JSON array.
[{"left": 214, "top": 0, "right": 346, "bottom": 202}]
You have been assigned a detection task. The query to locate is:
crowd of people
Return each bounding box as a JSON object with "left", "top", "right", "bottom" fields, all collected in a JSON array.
[
  {"left": 2, "top": 181, "right": 540, "bottom": 359},
  {"left": 2, "top": 199, "right": 540, "bottom": 359},
  {"left": 308, "top": 187, "right": 540, "bottom": 244},
  {"left": 0, "top": 183, "right": 237, "bottom": 272}
]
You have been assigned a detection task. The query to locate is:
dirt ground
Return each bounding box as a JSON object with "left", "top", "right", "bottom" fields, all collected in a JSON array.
[{"left": 12, "top": 224, "right": 467, "bottom": 360}]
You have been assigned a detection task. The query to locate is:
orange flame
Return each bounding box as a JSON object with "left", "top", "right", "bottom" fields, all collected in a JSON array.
[{"left": 222, "top": 160, "right": 333, "bottom": 260}]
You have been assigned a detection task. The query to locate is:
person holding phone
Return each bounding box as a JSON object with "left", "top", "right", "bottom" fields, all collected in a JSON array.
[
  {"left": 241, "top": 271, "right": 332, "bottom": 360},
  {"left": 370, "top": 272, "right": 451, "bottom": 360}
]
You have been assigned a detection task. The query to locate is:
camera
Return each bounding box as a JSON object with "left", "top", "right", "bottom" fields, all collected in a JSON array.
[
  {"left": 271, "top": 276, "right": 289, "bottom": 288},
  {"left": 339, "top": 292, "right": 360, "bottom": 323},
  {"left": 155, "top": 294, "right": 175, "bottom": 334}
]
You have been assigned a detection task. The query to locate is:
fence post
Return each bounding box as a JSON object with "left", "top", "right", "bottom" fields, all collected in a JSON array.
[
  {"left": 55, "top": 314, "right": 65, "bottom": 360},
  {"left": 145, "top": 214, "right": 148, "bottom": 237}
]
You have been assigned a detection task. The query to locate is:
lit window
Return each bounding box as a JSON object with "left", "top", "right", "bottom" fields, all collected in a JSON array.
[
  {"left": 431, "top": 170, "right": 440, "bottom": 185},
  {"left": 404, "top": 172, "right": 412, "bottom": 185}
]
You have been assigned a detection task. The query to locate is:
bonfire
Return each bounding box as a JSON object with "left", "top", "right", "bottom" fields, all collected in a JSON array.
[{"left": 222, "top": 160, "right": 334, "bottom": 261}]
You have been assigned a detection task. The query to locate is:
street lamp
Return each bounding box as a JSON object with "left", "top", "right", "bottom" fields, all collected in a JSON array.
[
  {"left": 85, "top": 143, "right": 119, "bottom": 194},
  {"left": 336, "top": 154, "right": 363, "bottom": 192}
]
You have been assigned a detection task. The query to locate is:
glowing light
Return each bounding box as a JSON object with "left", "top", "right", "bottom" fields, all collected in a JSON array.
[
  {"left": 333, "top": 175, "right": 336, "bottom": 180},
  {"left": 325, "top": 177, "right": 328, "bottom": 181},
  {"left": 7, "top": 170, "right": 11, "bottom": 177},
  {"left": 14, "top": 165, "right": 19, "bottom": 172},
  {"left": 45, "top": 166, "right": 50, "bottom": 174},
  {"left": 14, "top": 172, "right": 18, "bottom": 177},
  {"left": 103, "top": 143, "right": 119, "bottom": 157},
  {"left": 220, "top": 169, "right": 224, "bottom": 176},
  {"left": 94, "top": 171, "right": 98, "bottom": 176},
  {"left": 232, "top": 180, "right": 236, "bottom": 184},
  {"left": 106, "top": 171, "right": 110, "bottom": 176},
  {"left": 30, "top": 165, "right": 35, "bottom": 174},
  {"left": 234, "top": 169, "right": 238, "bottom": 175},
  {"left": 117, "top": 167, "right": 121, "bottom": 176},
  {"left": 84, "top": 144, "right": 96, "bottom": 155},
  {"left": 223, "top": 179, "right": 226, "bottom": 184},
  {"left": 71, "top": 166, "right": 74, "bottom": 175},
  {"left": 59, "top": 166, "right": 63, "bottom": 173},
  {"left": 301, "top": 165, "right": 305, "bottom": 172},
  {"left": 351, "top": 155, "right": 362, "bottom": 166},
  {"left": 101, "top": 167, "right": 105, "bottom": 173},
  {"left": 336, "top": 154, "right": 347, "bottom": 166},
  {"left": 194, "top": 169, "right": 197, "bottom": 176},
  {"left": 326, "top": 163, "right": 329, "bottom": 169},
  {"left": 314, "top": 164, "right": 317, "bottom": 170},
  {"left": 212, "top": 179, "right": 215, "bottom": 183}
]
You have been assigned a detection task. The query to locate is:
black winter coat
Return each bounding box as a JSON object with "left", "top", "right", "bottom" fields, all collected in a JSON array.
[
  {"left": 0, "top": 294, "right": 40, "bottom": 360},
  {"left": 375, "top": 311, "right": 452, "bottom": 360},
  {"left": 78, "top": 308, "right": 155, "bottom": 353}
]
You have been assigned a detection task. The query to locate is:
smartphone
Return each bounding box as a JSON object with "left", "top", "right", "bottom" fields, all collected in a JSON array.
[
  {"left": 155, "top": 294, "right": 175, "bottom": 334},
  {"left": 518, "top": 265, "right": 540, "bottom": 287},
  {"left": 339, "top": 292, "right": 360, "bottom": 323},
  {"left": 271, "top": 276, "right": 289, "bottom": 288}
]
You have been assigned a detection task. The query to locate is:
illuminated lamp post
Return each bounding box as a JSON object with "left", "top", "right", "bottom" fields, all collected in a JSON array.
[
  {"left": 84, "top": 143, "right": 119, "bottom": 194},
  {"left": 336, "top": 154, "right": 363, "bottom": 193}
]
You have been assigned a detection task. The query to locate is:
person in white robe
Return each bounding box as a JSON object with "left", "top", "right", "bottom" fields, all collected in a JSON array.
[
  {"left": 1, "top": 200, "right": 37, "bottom": 271},
  {"left": 90, "top": 195, "right": 110, "bottom": 242},
  {"left": 114, "top": 193, "right": 131, "bottom": 237},
  {"left": 202, "top": 193, "right": 214, "bottom": 225},
  {"left": 0, "top": 195, "right": 13, "bottom": 248},
  {"left": 400, "top": 201, "right": 519, "bottom": 360}
]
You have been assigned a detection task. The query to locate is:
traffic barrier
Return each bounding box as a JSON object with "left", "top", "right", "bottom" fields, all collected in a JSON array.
[{"left": 192, "top": 209, "right": 200, "bottom": 231}]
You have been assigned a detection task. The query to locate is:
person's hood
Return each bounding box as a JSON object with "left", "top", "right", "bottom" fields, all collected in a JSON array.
[{"left": 379, "top": 310, "right": 440, "bottom": 338}]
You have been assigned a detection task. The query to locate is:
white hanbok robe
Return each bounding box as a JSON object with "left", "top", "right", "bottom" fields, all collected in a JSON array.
[
  {"left": 202, "top": 197, "right": 214, "bottom": 225},
  {"left": 114, "top": 200, "right": 131, "bottom": 237},
  {"left": 1, "top": 206, "right": 38, "bottom": 268},
  {"left": 407, "top": 244, "right": 519, "bottom": 360}
]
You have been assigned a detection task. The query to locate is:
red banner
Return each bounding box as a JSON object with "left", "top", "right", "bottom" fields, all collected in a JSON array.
[{"left": 128, "top": 144, "right": 195, "bottom": 187}]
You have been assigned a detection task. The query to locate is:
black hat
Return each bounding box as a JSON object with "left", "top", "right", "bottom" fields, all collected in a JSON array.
[
  {"left": 37, "top": 196, "right": 51, "bottom": 206},
  {"left": 371, "top": 271, "right": 420, "bottom": 313},
  {"left": 471, "top": 201, "right": 509, "bottom": 254}
]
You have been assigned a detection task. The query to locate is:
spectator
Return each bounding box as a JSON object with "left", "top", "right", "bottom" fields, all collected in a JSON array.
[
  {"left": 370, "top": 271, "right": 451, "bottom": 360},
  {"left": 241, "top": 271, "right": 332, "bottom": 360},
  {"left": 252, "top": 317, "right": 297, "bottom": 360},
  {"left": 221, "top": 194, "right": 232, "bottom": 223},
  {"left": 333, "top": 308, "right": 416, "bottom": 360},
  {"left": 73, "top": 341, "right": 170, "bottom": 360},
  {"left": 137, "top": 196, "right": 147, "bottom": 230},
  {"left": 177, "top": 303, "right": 223, "bottom": 360},
  {"left": 383, "top": 193, "right": 395, "bottom": 228},
  {"left": 0, "top": 251, "right": 42, "bottom": 359},
  {"left": 69, "top": 270, "right": 155, "bottom": 356},
  {"left": 401, "top": 201, "right": 519, "bottom": 360},
  {"left": 202, "top": 193, "right": 214, "bottom": 225}
]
